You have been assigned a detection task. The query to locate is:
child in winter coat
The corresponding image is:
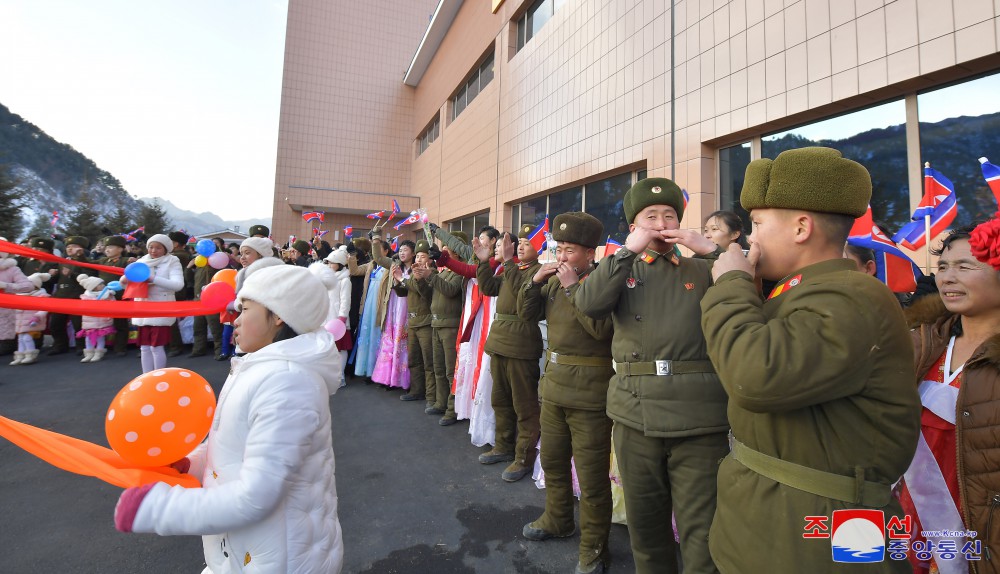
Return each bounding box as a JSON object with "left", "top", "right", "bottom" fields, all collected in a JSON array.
[
  {"left": 75, "top": 274, "right": 115, "bottom": 363},
  {"left": 113, "top": 265, "right": 344, "bottom": 574},
  {"left": 11, "top": 273, "right": 51, "bottom": 365},
  {"left": 0, "top": 244, "right": 35, "bottom": 355}
]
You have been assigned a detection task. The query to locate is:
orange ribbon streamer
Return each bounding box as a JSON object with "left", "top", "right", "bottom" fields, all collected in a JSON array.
[{"left": 0, "top": 415, "right": 200, "bottom": 489}]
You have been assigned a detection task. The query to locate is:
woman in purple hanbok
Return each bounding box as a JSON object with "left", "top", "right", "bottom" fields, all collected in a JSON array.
[{"left": 371, "top": 240, "right": 415, "bottom": 389}]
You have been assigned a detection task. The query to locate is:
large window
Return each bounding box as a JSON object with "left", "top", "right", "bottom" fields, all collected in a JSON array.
[
  {"left": 416, "top": 114, "right": 439, "bottom": 157},
  {"left": 515, "top": 0, "right": 566, "bottom": 52},
  {"left": 917, "top": 72, "right": 1000, "bottom": 228},
  {"left": 510, "top": 171, "right": 636, "bottom": 244},
  {"left": 718, "top": 142, "right": 752, "bottom": 234},
  {"left": 762, "top": 100, "right": 910, "bottom": 232},
  {"left": 451, "top": 51, "right": 494, "bottom": 122},
  {"left": 448, "top": 211, "right": 491, "bottom": 237}
]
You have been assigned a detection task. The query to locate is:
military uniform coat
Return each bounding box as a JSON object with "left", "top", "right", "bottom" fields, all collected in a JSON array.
[
  {"left": 700, "top": 258, "right": 921, "bottom": 573},
  {"left": 477, "top": 259, "right": 542, "bottom": 359}
]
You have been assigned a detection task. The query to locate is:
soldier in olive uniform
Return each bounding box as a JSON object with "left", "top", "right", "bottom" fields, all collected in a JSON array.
[
  {"left": 19, "top": 237, "right": 59, "bottom": 290},
  {"left": 575, "top": 178, "right": 729, "bottom": 574},
  {"left": 167, "top": 231, "right": 192, "bottom": 357},
  {"left": 48, "top": 236, "right": 91, "bottom": 355},
  {"left": 392, "top": 239, "right": 434, "bottom": 403},
  {"left": 701, "top": 147, "right": 920, "bottom": 573},
  {"left": 518, "top": 213, "right": 615, "bottom": 574},
  {"left": 96, "top": 236, "right": 131, "bottom": 356},
  {"left": 422, "top": 231, "right": 467, "bottom": 422},
  {"left": 189, "top": 246, "right": 224, "bottom": 358},
  {"left": 474, "top": 225, "right": 543, "bottom": 482}
]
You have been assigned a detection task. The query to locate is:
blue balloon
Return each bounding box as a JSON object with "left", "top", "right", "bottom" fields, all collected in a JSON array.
[
  {"left": 106, "top": 280, "right": 124, "bottom": 292},
  {"left": 124, "top": 262, "right": 150, "bottom": 283},
  {"left": 195, "top": 239, "right": 215, "bottom": 257}
]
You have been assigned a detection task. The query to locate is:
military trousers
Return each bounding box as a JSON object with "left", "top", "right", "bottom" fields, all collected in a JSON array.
[
  {"left": 168, "top": 321, "right": 183, "bottom": 353},
  {"left": 431, "top": 326, "right": 458, "bottom": 411},
  {"left": 112, "top": 317, "right": 130, "bottom": 353},
  {"left": 406, "top": 323, "right": 433, "bottom": 399},
  {"left": 613, "top": 425, "right": 728, "bottom": 574},
  {"left": 532, "top": 402, "right": 613, "bottom": 566},
  {"left": 489, "top": 355, "right": 541, "bottom": 465},
  {"left": 192, "top": 313, "right": 222, "bottom": 354},
  {"left": 48, "top": 313, "right": 81, "bottom": 351}
]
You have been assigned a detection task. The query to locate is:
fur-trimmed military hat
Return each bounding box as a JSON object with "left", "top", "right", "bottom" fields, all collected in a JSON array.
[
  {"left": 451, "top": 231, "right": 469, "bottom": 245},
  {"left": 415, "top": 239, "right": 430, "bottom": 254},
  {"left": 291, "top": 239, "right": 311, "bottom": 255},
  {"left": 351, "top": 237, "right": 372, "bottom": 253},
  {"left": 29, "top": 237, "right": 54, "bottom": 252},
  {"left": 65, "top": 236, "right": 90, "bottom": 249},
  {"left": 740, "top": 147, "right": 870, "bottom": 217},
  {"left": 623, "top": 178, "right": 686, "bottom": 223},
  {"left": 168, "top": 231, "right": 190, "bottom": 246},
  {"left": 248, "top": 224, "right": 270, "bottom": 238},
  {"left": 517, "top": 224, "right": 535, "bottom": 240},
  {"left": 103, "top": 235, "right": 127, "bottom": 248},
  {"left": 551, "top": 212, "right": 603, "bottom": 248}
]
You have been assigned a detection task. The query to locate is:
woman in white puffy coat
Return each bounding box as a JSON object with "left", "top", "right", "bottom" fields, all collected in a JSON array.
[
  {"left": 122, "top": 234, "right": 184, "bottom": 373},
  {"left": 114, "top": 265, "right": 344, "bottom": 574},
  {"left": 310, "top": 245, "right": 352, "bottom": 387}
]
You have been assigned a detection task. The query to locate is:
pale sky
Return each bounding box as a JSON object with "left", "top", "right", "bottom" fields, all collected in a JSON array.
[{"left": 0, "top": 0, "right": 288, "bottom": 220}]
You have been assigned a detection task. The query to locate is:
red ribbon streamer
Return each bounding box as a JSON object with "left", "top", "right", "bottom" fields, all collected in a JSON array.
[
  {"left": 0, "top": 293, "right": 224, "bottom": 318},
  {"left": 0, "top": 239, "right": 130, "bottom": 276}
]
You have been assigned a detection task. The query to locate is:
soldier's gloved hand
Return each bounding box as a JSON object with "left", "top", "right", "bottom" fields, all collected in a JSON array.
[
  {"left": 428, "top": 244, "right": 442, "bottom": 261},
  {"left": 428, "top": 223, "right": 440, "bottom": 236},
  {"left": 346, "top": 242, "right": 358, "bottom": 255}
]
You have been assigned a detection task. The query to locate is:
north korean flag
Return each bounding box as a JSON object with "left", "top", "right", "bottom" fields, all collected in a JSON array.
[
  {"left": 527, "top": 216, "right": 549, "bottom": 254},
  {"left": 892, "top": 165, "right": 957, "bottom": 250},
  {"left": 849, "top": 206, "right": 922, "bottom": 293},
  {"left": 302, "top": 210, "right": 325, "bottom": 223},
  {"left": 979, "top": 157, "right": 1000, "bottom": 209},
  {"left": 603, "top": 236, "right": 622, "bottom": 256}
]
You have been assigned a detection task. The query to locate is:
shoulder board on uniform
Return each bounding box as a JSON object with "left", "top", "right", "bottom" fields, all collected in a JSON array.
[
  {"left": 517, "top": 262, "right": 532, "bottom": 270},
  {"left": 767, "top": 274, "right": 802, "bottom": 300},
  {"left": 639, "top": 252, "right": 656, "bottom": 264}
]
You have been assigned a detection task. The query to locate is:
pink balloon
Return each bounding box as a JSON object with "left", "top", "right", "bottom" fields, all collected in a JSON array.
[
  {"left": 208, "top": 252, "right": 229, "bottom": 269},
  {"left": 201, "top": 281, "right": 236, "bottom": 310},
  {"left": 324, "top": 319, "right": 346, "bottom": 340}
]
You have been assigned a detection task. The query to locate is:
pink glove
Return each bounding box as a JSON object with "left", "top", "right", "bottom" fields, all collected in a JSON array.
[
  {"left": 114, "top": 483, "right": 155, "bottom": 533},
  {"left": 169, "top": 457, "right": 191, "bottom": 474}
]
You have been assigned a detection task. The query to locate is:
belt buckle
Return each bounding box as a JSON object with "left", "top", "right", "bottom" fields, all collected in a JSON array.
[
  {"left": 550, "top": 352, "right": 559, "bottom": 364},
  {"left": 432, "top": 314, "right": 439, "bottom": 320},
  {"left": 409, "top": 312, "right": 417, "bottom": 318},
  {"left": 654, "top": 360, "right": 672, "bottom": 376}
]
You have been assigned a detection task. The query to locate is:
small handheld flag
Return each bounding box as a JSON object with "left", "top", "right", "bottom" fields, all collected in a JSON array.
[
  {"left": 344, "top": 226, "right": 353, "bottom": 238},
  {"left": 312, "top": 228, "right": 329, "bottom": 238},
  {"left": 50, "top": 211, "right": 59, "bottom": 228},
  {"left": 848, "top": 206, "right": 922, "bottom": 292},
  {"left": 603, "top": 236, "right": 622, "bottom": 256},
  {"left": 892, "top": 164, "right": 958, "bottom": 251},
  {"left": 394, "top": 211, "right": 420, "bottom": 231},
  {"left": 366, "top": 211, "right": 386, "bottom": 220},
  {"left": 527, "top": 216, "right": 550, "bottom": 254},
  {"left": 979, "top": 157, "right": 1000, "bottom": 210},
  {"left": 682, "top": 189, "right": 690, "bottom": 210},
  {"left": 302, "top": 211, "right": 326, "bottom": 223},
  {"left": 390, "top": 235, "right": 400, "bottom": 251}
]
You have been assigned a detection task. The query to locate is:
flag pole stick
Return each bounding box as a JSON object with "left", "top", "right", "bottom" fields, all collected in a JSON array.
[{"left": 923, "top": 214, "right": 932, "bottom": 275}]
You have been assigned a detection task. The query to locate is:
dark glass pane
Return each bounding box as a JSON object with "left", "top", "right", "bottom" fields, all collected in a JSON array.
[
  {"left": 517, "top": 17, "right": 526, "bottom": 51},
  {"left": 519, "top": 196, "right": 548, "bottom": 233},
  {"left": 637, "top": 170, "right": 647, "bottom": 182},
  {"left": 467, "top": 73, "right": 480, "bottom": 103},
  {"left": 511, "top": 205, "right": 520, "bottom": 234},
  {"left": 474, "top": 212, "right": 491, "bottom": 234},
  {"left": 548, "top": 186, "right": 582, "bottom": 217},
  {"left": 762, "top": 100, "right": 910, "bottom": 232},
  {"left": 461, "top": 216, "right": 474, "bottom": 234},
  {"left": 718, "top": 142, "right": 752, "bottom": 233},
  {"left": 918, "top": 72, "right": 1000, "bottom": 228},
  {"left": 480, "top": 54, "right": 494, "bottom": 88},
  {"left": 585, "top": 173, "right": 633, "bottom": 244},
  {"left": 453, "top": 86, "right": 467, "bottom": 119}
]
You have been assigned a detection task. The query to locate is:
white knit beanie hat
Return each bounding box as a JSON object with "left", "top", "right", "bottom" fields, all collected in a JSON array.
[
  {"left": 325, "top": 245, "right": 349, "bottom": 266},
  {"left": 237, "top": 265, "right": 328, "bottom": 334},
  {"left": 146, "top": 234, "right": 172, "bottom": 252},
  {"left": 77, "top": 273, "right": 105, "bottom": 292},
  {"left": 240, "top": 236, "right": 274, "bottom": 259},
  {"left": 27, "top": 272, "right": 51, "bottom": 289}
]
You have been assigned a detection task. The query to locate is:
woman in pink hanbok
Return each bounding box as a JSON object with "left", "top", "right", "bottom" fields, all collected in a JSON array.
[{"left": 371, "top": 240, "right": 415, "bottom": 390}]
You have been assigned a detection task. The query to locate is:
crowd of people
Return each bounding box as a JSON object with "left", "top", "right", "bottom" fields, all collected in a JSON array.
[{"left": 2, "top": 145, "right": 999, "bottom": 573}]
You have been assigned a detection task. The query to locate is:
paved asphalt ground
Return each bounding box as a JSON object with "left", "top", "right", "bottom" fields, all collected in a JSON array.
[{"left": 0, "top": 347, "right": 636, "bottom": 573}]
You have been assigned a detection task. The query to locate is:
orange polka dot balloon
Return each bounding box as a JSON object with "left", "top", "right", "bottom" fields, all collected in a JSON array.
[{"left": 106, "top": 368, "right": 217, "bottom": 467}]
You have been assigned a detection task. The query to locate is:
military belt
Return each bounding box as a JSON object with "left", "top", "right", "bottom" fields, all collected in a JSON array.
[
  {"left": 494, "top": 313, "right": 526, "bottom": 323},
  {"left": 613, "top": 359, "right": 715, "bottom": 376},
  {"left": 730, "top": 436, "right": 891, "bottom": 507},
  {"left": 546, "top": 350, "right": 612, "bottom": 368}
]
